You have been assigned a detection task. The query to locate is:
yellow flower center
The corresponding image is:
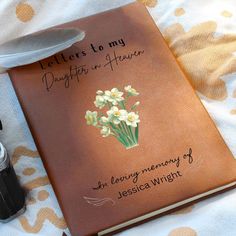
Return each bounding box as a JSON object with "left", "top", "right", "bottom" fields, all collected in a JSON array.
[
  {"left": 111, "top": 92, "right": 118, "bottom": 98},
  {"left": 128, "top": 115, "right": 135, "bottom": 122},
  {"left": 114, "top": 111, "right": 121, "bottom": 117}
]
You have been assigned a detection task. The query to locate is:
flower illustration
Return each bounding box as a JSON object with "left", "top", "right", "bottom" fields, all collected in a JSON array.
[
  {"left": 125, "top": 112, "right": 140, "bottom": 127},
  {"left": 100, "top": 116, "right": 109, "bottom": 124},
  {"left": 96, "top": 90, "right": 103, "bottom": 95},
  {"left": 124, "top": 85, "right": 139, "bottom": 96},
  {"left": 85, "top": 111, "right": 98, "bottom": 126},
  {"left": 104, "top": 88, "right": 124, "bottom": 105},
  {"left": 85, "top": 86, "right": 140, "bottom": 149},
  {"left": 100, "top": 126, "right": 111, "bottom": 137},
  {"left": 131, "top": 101, "right": 140, "bottom": 110},
  {"left": 107, "top": 106, "right": 127, "bottom": 125},
  {"left": 94, "top": 95, "right": 106, "bottom": 109}
]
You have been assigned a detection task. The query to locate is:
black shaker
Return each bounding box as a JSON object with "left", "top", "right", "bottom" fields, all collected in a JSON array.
[{"left": 0, "top": 142, "right": 26, "bottom": 222}]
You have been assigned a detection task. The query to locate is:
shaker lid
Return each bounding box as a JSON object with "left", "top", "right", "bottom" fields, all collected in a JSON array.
[{"left": 0, "top": 143, "right": 9, "bottom": 171}]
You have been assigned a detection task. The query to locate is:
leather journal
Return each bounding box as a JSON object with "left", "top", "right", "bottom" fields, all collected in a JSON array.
[{"left": 9, "top": 2, "right": 236, "bottom": 236}]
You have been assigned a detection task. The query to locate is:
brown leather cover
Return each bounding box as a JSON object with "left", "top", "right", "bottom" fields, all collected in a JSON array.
[{"left": 9, "top": 2, "right": 236, "bottom": 236}]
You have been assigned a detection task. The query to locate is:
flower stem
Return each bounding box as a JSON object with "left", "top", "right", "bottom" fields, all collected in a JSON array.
[
  {"left": 135, "top": 124, "right": 139, "bottom": 142},
  {"left": 119, "top": 123, "right": 134, "bottom": 144},
  {"left": 127, "top": 124, "right": 137, "bottom": 144},
  {"left": 109, "top": 123, "right": 131, "bottom": 146},
  {"left": 119, "top": 101, "right": 126, "bottom": 109}
]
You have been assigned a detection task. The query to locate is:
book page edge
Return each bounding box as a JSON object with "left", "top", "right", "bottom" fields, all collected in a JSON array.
[{"left": 98, "top": 182, "right": 236, "bottom": 235}]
